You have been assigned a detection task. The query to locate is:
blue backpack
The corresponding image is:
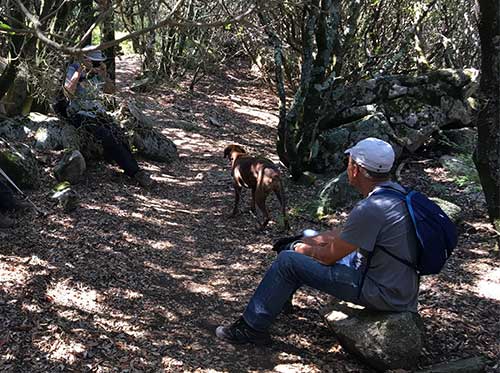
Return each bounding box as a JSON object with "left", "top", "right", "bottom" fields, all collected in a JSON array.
[{"left": 371, "top": 186, "right": 458, "bottom": 275}]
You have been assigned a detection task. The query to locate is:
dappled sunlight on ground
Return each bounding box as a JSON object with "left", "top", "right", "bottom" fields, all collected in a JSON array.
[{"left": 0, "top": 56, "right": 498, "bottom": 372}]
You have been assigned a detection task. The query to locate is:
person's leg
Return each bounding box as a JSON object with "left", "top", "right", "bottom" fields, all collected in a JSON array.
[
  {"left": 92, "top": 126, "right": 140, "bottom": 177},
  {"left": 242, "top": 250, "right": 365, "bottom": 332},
  {"left": 0, "top": 179, "right": 16, "bottom": 228},
  {"left": 0, "top": 179, "right": 17, "bottom": 210}
]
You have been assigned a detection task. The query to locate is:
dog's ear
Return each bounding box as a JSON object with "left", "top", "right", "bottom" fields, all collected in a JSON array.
[
  {"left": 223, "top": 146, "right": 232, "bottom": 158},
  {"left": 234, "top": 145, "right": 246, "bottom": 154}
]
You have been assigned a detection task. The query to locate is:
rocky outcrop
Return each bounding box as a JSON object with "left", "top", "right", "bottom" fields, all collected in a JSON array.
[
  {"left": 0, "top": 103, "right": 179, "bottom": 167},
  {"left": 311, "top": 68, "right": 479, "bottom": 174}
]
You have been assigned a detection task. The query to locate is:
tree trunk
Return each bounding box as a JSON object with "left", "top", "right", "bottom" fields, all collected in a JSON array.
[
  {"left": 0, "top": 6, "right": 25, "bottom": 102},
  {"left": 100, "top": 0, "right": 116, "bottom": 82},
  {"left": 474, "top": 0, "right": 500, "bottom": 249},
  {"left": 271, "top": 0, "right": 341, "bottom": 180}
]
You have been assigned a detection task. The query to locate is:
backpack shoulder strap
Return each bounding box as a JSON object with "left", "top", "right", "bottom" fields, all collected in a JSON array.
[
  {"left": 371, "top": 184, "right": 408, "bottom": 197},
  {"left": 369, "top": 185, "right": 420, "bottom": 272},
  {"left": 376, "top": 245, "right": 418, "bottom": 270}
]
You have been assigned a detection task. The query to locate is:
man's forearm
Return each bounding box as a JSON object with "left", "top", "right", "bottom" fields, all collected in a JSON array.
[
  {"left": 294, "top": 242, "right": 334, "bottom": 265},
  {"left": 294, "top": 232, "right": 357, "bottom": 266}
]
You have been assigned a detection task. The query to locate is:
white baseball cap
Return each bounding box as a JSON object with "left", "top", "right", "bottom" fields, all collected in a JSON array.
[
  {"left": 345, "top": 137, "right": 395, "bottom": 173},
  {"left": 84, "top": 47, "right": 106, "bottom": 61}
]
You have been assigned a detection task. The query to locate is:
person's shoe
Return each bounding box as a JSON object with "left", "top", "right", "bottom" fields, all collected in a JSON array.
[
  {"left": 0, "top": 214, "right": 15, "bottom": 229},
  {"left": 134, "top": 171, "right": 153, "bottom": 188},
  {"left": 282, "top": 298, "right": 294, "bottom": 315},
  {"left": 215, "top": 317, "right": 271, "bottom": 346}
]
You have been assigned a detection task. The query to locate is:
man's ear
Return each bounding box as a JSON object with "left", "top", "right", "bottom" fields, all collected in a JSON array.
[{"left": 352, "top": 162, "right": 360, "bottom": 177}]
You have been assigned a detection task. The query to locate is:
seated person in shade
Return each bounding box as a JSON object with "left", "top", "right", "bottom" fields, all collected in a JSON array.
[
  {"left": 62, "top": 47, "right": 151, "bottom": 188},
  {"left": 215, "top": 138, "right": 419, "bottom": 345}
]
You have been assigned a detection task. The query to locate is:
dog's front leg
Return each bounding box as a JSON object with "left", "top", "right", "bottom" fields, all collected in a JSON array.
[{"left": 250, "top": 188, "right": 257, "bottom": 217}]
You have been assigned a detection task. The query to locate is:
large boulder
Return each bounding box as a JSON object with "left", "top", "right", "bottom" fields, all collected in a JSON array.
[
  {"left": 0, "top": 76, "right": 28, "bottom": 116},
  {"left": 440, "top": 127, "right": 477, "bottom": 155},
  {"left": 431, "top": 197, "right": 462, "bottom": 224},
  {"left": 31, "top": 114, "right": 80, "bottom": 151},
  {"left": 0, "top": 138, "right": 40, "bottom": 189},
  {"left": 132, "top": 128, "right": 178, "bottom": 163},
  {"left": 53, "top": 150, "right": 86, "bottom": 184},
  {"left": 317, "top": 171, "right": 361, "bottom": 214},
  {"left": 0, "top": 117, "right": 29, "bottom": 141},
  {"left": 314, "top": 113, "right": 400, "bottom": 174},
  {"left": 324, "top": 301, "right": 424, "bottom": 371}
]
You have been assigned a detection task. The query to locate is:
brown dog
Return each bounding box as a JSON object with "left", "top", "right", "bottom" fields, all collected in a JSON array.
[{"left": 224, "top": 144, "right": 289, "bottom": 230}]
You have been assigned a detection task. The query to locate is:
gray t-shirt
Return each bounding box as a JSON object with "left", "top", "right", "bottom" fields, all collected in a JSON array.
[{"left": 340, "top": 181, "right": 419, "bottom": 312}]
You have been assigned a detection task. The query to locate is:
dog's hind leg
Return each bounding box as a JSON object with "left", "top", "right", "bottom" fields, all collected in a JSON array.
[
  {"left": 274, "top": 188, "right": 289, "bottom": 231},
  {"left": 231, "top": 185, "right": 242, "bottom": 216},
  {"left": 255, "top": 191, "right": 270, "bottom": 229}
]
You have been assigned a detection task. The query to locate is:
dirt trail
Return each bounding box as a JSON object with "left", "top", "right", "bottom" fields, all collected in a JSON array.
[{"left": 0, "top": 55, "right": 498, "bottom": 372}]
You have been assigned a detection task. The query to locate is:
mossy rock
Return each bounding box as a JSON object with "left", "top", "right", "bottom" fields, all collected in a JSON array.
[{"left": 0, "top": 139, "right": 40, "bottom": 189}]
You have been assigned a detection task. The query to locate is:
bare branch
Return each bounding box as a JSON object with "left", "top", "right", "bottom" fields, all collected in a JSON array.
[{"left": 13, "top": 0, "right": 256, "bottom": 58}]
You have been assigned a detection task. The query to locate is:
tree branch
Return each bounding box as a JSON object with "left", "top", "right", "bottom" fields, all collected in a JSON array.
[{"left": 13, "top": 0, "right": 256, "bottom": 57}]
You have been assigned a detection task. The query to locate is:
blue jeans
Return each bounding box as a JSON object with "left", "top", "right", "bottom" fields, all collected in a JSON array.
[{"left": 242, "top": 250, "right": 366, "bottom": 332}]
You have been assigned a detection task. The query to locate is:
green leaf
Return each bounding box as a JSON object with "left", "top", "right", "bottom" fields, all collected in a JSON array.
[
  {"left": 0, "top": 22, "right": 15, "bottom": 34},
  {"left": 53, "top": 181, "right": 71, "bottom": 192},
  {"left": 0, "top": 22, "right": 12, "bottom": 31}
]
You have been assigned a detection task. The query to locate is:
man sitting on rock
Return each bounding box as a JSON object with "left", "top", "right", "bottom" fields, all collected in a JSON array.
[
  {"left": 0, "top": 179, "right": 30, "bottom": 228},
  {"left": 62, "top": 47, "right": 151, "bottom": 188},
  {"left": 216, "top": 137, "right": 419, "bottom": 345}
]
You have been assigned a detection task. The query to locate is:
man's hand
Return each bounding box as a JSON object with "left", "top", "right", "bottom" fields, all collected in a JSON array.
[
  {"left": 294, "top": 231, "right": 357, "bottom": 265},
  {"left": 301, "top": 229, "right": 339, "bottom": 246}
]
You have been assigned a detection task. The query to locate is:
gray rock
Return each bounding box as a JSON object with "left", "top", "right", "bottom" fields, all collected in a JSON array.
[
  {"left": 316, "top": 113, "right": 398, "bottom": 174},
  {"left": 440, "top": 97, "right": 472, "bottom": 126},
  {"left": 440, "top": 155, "right": 476, "bottom": 176},
  {"left": 324, "top": 301, "right": 424, "bottom": 372},
  {"left": 314, "top": 69, "right": 479, "bottom": 174},
  {"left": 50, "top": 187, "right": 79, "bottom": 212},
  {"left": 0, "top": 118, "right": 28, "bottom": 141},
  {"left": 297, "top": 171, "right": 317, "bottom": 187},
  {"left": 317, "top": 171, "right": 361, "bottom": 214},
  {"left": 388, "top": 84, "right": 408, "bottom": 99},
  {"left": 208, "top": 116, "right": 222, "bottom": 127},
  {"left": 0, "top": 77, "right": 28, "bottom": 116},
  {"left": 130, "top": 77, "right": 152, "bottom": 92},
  {"left": 431, "top": 197, "right": 462, "bottom": 224},
  {"left": 132, "top": 128, "right": 178, "bottom": 163},
  {"left": 120, "top": 101, "right": 154, "bottom": 129},
  {"left": 33, "top": 117, "right": 79, "bottom": 151},
  {"left": 53, "top": 150, "right": 86, "bottom": 184},
  {"left": 441, "top": 128, "right": 477, "bottom": 155},
  {"left": 416, "top": 356, "right": 488, "bottom": 373},
  {"left": 0, "top": 138, "right": 40, "bottom": 189}
]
